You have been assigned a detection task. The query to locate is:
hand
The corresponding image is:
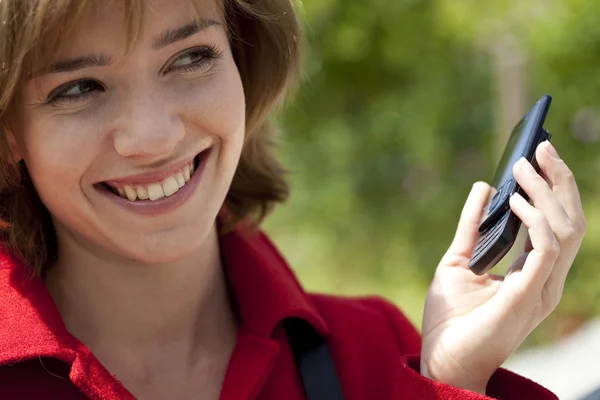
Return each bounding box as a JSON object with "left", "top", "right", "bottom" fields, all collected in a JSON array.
[{"left": 420, "top": 141, "right": 586, "bottom": 394}]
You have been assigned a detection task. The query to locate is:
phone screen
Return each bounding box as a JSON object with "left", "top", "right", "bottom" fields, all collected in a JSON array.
[
  {"left": 479, "top": 110, "right": 540, "bottom": 231},
  {"left": 492, "top": 118, "right": 526, "bottom": 189}
]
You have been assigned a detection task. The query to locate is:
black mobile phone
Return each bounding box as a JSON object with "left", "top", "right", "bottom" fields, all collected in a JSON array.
[{"left": 468, "top": 95, "right": 552, "bottom": 275}]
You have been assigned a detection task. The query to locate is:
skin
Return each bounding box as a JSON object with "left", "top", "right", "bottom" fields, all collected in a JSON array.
[
  {"left": 422, "top": 141, "right": 586, "bottom": 394},
  {"left": 6, "top": 0, "right": 244, "bottom": 398},
  {"left": 2, "top": 0, "right": 587, "bottom": 398}
]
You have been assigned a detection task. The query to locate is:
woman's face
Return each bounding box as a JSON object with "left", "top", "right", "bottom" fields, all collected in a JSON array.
[{"left": 7, "top": 0, "right": 246, "bottom": 263}]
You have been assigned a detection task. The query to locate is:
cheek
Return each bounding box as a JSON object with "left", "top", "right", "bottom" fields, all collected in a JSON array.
[
  {"left": 177, "top": 67, "right": 246, "bottom": 145},
  {"left": 19, "top": 116, "right": 100, "bottom": 203}
]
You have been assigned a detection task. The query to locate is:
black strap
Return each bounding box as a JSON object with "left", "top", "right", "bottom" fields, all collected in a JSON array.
[{"left": 283, "top": 318, "right": 345, "bottom": 400}]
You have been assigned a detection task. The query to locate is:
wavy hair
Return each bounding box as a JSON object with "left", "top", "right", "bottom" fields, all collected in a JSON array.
[{"left": 0, "top": 0, "right": 302, "bottom": 275}]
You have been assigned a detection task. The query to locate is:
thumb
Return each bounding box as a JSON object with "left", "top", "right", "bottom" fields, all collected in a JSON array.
[{"left": 445, "top": 181, "right": 491, "bottom": 262}]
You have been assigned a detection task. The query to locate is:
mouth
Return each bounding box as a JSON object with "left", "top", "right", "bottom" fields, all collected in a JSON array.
[{"left": 101, "top": 150, "right": 206, "bottom": 202}]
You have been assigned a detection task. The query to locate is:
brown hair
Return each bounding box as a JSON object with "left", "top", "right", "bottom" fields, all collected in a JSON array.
[{"left": 0, "top": 0, "right": 302, "bottom": 275}]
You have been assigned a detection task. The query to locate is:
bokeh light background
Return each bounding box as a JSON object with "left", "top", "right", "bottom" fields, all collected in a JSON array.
[{"left": 264, "top": 1, "right": 600, "bottom": 398}]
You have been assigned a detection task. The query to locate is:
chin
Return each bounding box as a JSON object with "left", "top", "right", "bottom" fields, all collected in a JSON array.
[
  {"left": 110, "top": 227, "right": 210, "bottom": 265},
  {"left": 126, "top": 242, "right": 201, "bottom": 264}
]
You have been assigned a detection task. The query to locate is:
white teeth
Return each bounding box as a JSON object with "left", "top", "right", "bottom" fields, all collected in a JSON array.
[
  {"left": 136, "top": 186, "right": 149, "bottom": 200},
  {"left": 110, "top": 160, "right": 198, "bottom": 202},
  {"left": 175, "top": 172, "right": 185, "bottom": 188},
  {"left": 162, "top": 176, "right": 179, "bottom": 197},
  {"left": 124, "top": 185, "right": 137, "bottom": 202},
  {"left": 147, "top": 183, "right": 165, "bottom": 201}
]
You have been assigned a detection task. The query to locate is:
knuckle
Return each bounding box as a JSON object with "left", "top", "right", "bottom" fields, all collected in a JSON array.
[
  {"left": 523, "top": 170, "right": 546, "bottom": 188},
  {"left": 547, "top": 296, "right": 560, "bottom": 316},
  {"left": 531, "top": 209, "right": 547, "bottom": 226},
  {"left": 557, "top": 281, "right": 565, "bottom": 300},
  {"left": 577, "top": 217, "right": 588, "bottom": 235},
  {"left": 545, "top": 240, "right": 561, "bottom": 258},
  {"left": 561, "top": 224, "right": 582, "bottom": 246},
  {"left": 557, "top": 164, "right": 576, "bottom": 183},
  {"left": 560, "top": 218, "right": 587, "bottom": 244}
]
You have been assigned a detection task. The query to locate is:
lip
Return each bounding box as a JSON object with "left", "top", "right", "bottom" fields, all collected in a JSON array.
[
  {"left": 96, "top": 149, "right": 211, "bottom": 216},
  {"left": 103, "top": 153, "right": 202, "bottom": 188}
]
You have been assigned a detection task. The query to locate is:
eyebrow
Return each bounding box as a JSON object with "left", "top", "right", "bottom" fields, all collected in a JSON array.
[
  {"left": 46, "top": 20, "right": 221, "bottom": 74},
  {"left": 49, "top": 53, "right": 113, "bottom": 74},
  {"left": 152, "top": 20, "right": 221, "bottom": 50}
]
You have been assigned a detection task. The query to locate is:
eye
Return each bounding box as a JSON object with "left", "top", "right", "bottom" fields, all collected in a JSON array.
[
  {"left": 47, "top": 79, "right": 104, "bottom": 104},
  {"left": 163, "top": 45, "right": 222, "bottom": 74}
]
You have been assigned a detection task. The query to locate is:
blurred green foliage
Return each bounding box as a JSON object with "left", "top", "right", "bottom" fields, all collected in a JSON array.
[{"left": 264, "top": 0, "right": 600, "bottom": 347}]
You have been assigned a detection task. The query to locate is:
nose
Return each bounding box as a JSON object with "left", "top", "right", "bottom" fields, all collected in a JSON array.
[{"left": 112, "top": 91, "right": 185, "bottom": 160}]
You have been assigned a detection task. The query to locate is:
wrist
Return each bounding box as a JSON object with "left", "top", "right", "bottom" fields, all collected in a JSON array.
[{"left": 420, "top": 359, "right": 489, "bottom": 395}]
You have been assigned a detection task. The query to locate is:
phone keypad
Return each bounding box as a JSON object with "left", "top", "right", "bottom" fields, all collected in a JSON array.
[
  {"left": 472, "top": 211, "right": 510, "bottom": 261},
  {"left": 479, "top": 179, "right": 514, "bottom": 233}
]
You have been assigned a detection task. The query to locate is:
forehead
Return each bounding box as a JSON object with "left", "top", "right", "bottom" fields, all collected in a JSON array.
[
  {"left": 79, "top": 0, "right": 223, "bottom": 30},
  {"left": 74, "top": 1, "right": 221, "bottom": 47},
  {"left": 23, "top": 0, "right": 225, "bottom": 75}
]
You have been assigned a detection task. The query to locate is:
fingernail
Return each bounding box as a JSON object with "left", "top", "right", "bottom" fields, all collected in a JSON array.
[
  {"left": 544, "top": 141, "right": 560, "bottom": 160},
  {"left": 510, "top": 192, "right": 522, "bottom": 201},
  {"left": 519, "top": 157, "right": 536, "bottom": 176}
]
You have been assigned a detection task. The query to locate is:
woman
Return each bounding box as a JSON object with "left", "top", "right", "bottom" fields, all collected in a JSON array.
[{"left": 0, "top": 0, "right": 585, "bottom": 399}]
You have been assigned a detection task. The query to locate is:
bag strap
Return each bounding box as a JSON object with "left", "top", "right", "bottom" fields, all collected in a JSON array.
[{"left": 283, "top": 318, "right": 345, "bottom": 400}]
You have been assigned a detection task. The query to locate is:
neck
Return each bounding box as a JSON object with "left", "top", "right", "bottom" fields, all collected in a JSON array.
[{"left": 45, "top": 224, "right": 238, "bottom": 380}]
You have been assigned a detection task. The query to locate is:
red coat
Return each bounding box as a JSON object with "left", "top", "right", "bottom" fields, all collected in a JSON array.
[{"left": 0, "top": 227, "right": 557, "bottom": 399}]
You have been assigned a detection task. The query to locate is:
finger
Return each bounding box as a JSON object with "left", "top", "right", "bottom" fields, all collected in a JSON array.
[
  {"left": 513, "top": 155, "right": 578, "bottom": 285},
  {"left": 535, "top": 142, "right": 586, "bottom": 290},
  {"left": 539, "top": 168, "right": 552, "bottom": 189},
  {"left": 506, "top": 193, "right": 559, "bottom": 287},
  {"left": 536, "top": 141, "right": 586, "bottom": 232},
  {"left": 445, "top": 181, "right": 491, "bottom": 261},
  {"left": 513, "top": 157, "right": 571, "bottom": 233}
]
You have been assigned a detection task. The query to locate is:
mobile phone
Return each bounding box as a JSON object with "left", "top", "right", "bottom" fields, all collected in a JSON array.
[{"left": 468, "top": 95, "right": 552, "bottom": 275}]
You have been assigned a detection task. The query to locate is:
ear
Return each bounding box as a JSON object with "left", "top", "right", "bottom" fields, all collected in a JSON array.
[{"left": 2, "top": 122, "right": 23, "bottom": 164}]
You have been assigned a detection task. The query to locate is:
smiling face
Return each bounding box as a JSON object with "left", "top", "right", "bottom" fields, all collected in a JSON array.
[{"left": 5, "top": 0, "right": 246, "bottom": 264}]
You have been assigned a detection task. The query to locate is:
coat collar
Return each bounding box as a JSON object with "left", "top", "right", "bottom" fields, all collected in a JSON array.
[
  {"left": 0, "top": 225, "right": 329, "bottom": 366},
  {"left": 0, "top": 250, "right": 77, "bottom": 366},
  {"left": 220, "top": 228, "right": 329, "bottom": 338}
]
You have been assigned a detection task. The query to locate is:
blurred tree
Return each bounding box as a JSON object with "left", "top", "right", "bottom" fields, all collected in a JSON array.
[{"left": 265, "top": 0, "right": 600, "bottom": 346}]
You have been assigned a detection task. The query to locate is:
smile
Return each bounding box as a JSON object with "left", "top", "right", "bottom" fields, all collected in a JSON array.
[
  {"left": 104, "top": 158, "right": 198, "bottom": 202},
  {"left": 97, "top": 149, "right": 210, "bottom": 216}
]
